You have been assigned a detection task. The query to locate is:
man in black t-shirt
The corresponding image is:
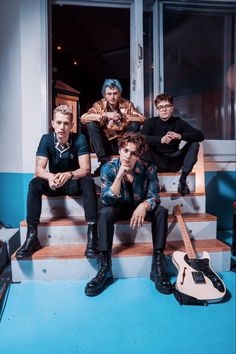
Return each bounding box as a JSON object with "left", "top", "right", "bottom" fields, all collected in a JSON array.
[
  {"left": 141, "top": 94, "right": 204, "bottom": 195},
  {"left": 16, "top": 105, "right": 98, "bottom": 259}
]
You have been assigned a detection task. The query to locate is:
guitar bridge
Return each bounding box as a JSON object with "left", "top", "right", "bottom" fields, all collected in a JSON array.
[{"left": 192, "top": 271, "right": 206, "bottom": 284}]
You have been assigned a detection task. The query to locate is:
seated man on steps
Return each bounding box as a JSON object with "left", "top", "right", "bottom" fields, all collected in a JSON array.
[
  {"left": 85, "top": 132, "right": 172, "bottom": 296},
  {"left": 16, "top": 105, "right": 98, "bottom": 260},
  {"left": 81, "top": 78, "right": 145, "bottom": 175},
  {"left": 141, "top": 93, "right": 204, "bottom": 195}
]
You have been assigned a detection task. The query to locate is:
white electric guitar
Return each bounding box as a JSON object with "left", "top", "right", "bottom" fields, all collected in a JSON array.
[{"left": 172, "top": 205, "right": 226, "bottom": 303}]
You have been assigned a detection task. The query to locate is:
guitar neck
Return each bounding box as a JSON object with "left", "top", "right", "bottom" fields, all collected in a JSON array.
[{"left": 176, "top": 213, "right": 196, "bottom": 259}]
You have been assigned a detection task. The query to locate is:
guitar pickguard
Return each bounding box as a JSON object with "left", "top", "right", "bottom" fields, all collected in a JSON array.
[{"left": 184, "top": 254, "right": 225, "bottom": 293}]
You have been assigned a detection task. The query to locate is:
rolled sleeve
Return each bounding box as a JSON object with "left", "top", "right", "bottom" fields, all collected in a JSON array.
[
  {"left": 100, "top": 162, "right": 120, "bottom": 205},
  {"left": 145, "top": 165, "right": 160, "bottom": 211}
]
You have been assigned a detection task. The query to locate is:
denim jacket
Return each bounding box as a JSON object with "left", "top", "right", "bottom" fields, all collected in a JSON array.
[{"left": 100, "top": 158, "right": 160, "bottom": 210}]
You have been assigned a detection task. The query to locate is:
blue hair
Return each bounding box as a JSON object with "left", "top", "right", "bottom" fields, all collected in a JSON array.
[{"left": 101, "top": 79, "right": 123, "bottom": 96}]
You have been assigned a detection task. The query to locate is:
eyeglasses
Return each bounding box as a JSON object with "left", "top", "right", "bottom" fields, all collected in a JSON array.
[{"left": 156, "top": 104, "right": 173, "bottom": 111}]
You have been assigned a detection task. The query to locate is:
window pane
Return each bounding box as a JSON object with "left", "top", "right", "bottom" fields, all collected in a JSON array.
[{"left": 163, "top": 4, "right": 236, "bottom": 139}]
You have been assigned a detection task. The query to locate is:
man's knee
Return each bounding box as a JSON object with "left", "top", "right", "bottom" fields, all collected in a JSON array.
[
  {"left": 28, "top": 177, "right": 45, "bottom": 193},
  {"left": 190, "top": 142, "right": 199, "bottom": 152},
  {"left": 86, "top": 121, "right": 100, "bottom": 132},
  {"left": 154, "top": 205, "right": 168, "bottom": 219},
  {"left": 99, "top": 206, "right": 116, "bottom": 221},
  {"left": 126, "top": 121, "right": 141, "bottom": 132}
]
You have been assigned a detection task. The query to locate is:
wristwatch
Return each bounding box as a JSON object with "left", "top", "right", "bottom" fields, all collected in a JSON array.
[{"left": 69, "top": 171, "right": 74, "bottom": 179}]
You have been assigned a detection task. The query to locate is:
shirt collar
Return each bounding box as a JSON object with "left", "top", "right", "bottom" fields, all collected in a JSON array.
[{"left": 54, "top": 132, "right": 72, "bottom": 154}]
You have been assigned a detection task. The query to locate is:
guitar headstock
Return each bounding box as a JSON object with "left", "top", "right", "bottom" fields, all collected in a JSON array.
[{"left": 174, "top": 204, "right": 182, "bottom": 216}]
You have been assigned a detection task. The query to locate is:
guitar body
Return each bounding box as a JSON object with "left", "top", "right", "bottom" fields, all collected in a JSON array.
[{"left": 172, "top": 250, "right": 226, "bottom": 302}]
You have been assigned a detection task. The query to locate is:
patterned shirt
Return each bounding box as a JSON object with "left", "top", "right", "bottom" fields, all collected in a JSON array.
[
  {"left": 81, "top": 97, "right": 145, "bottom": 140},
  {"left": 100, "top": 158, "right": 160, "bottom": 210}
]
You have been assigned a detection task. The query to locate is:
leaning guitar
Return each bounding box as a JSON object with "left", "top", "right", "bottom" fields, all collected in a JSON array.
[{"left": 172, "top": 205, "right": 226, "bottom": 305}]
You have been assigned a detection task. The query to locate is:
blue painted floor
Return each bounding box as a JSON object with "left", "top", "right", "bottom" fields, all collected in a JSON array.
[{"left": 0, "top": 272, "right": 235, "bottom": 354}]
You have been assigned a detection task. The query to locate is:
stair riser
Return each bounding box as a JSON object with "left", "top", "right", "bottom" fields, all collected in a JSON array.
[
  {"left": 11, "top": 250, "right": 231, "bottom": 282},
  {"left": 20, "top": 220, "right": 216, "bottom": 245},
  {"left": 40, "top": 195, "right": 206, "bottom": 218}
]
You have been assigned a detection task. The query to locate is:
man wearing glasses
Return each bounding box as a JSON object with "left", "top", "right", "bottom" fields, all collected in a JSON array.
[
  {"left": 85, "top": 132, "right": 172, "bottom": 296},
  {"left": 141, "top": 93, "right": 204, "bottom": 195}
]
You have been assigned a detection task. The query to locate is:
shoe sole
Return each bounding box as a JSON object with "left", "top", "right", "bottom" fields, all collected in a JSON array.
[
  {"left": 85, "top": 276, "right": 113, "bottom": 297},
  {"left": 84, "top": 251, "right": 99, "bottom": 259},
  {"left": 15, "top": 243, "right": 42, "bottom": 260},
  {"left": 150, "top": 273, "right": 173, "bottom": 295}
]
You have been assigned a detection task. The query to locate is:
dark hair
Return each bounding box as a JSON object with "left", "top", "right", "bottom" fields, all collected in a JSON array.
[
  {"left": 118, "top": 132, "right": 146, "bottom": 156},
  {"left": 53, "top": 105, "right": 73, "bottom": 121},
  {"left": 101, "top": 78, "right": 123, "bottom": 96},
  {"left": 154, "top": 93, "right": 173, "bottom": 107}
]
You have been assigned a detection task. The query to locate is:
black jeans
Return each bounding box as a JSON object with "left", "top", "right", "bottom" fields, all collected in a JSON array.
[
  {"left": 142, "top": 142, "right": 199, "bottom": 174},
  {"left": 27, "top": 176, "right": 97, "bottom": 225},
  {"left": 98, "top": 204, "right": 168, "bottom": 252},
  {"left": 86, "top": 121, "right": 141, "bottom": 160}
]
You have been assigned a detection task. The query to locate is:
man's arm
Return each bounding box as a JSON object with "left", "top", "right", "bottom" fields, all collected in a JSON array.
[
  {"left": 53, "top": 154, "right": 91, "bottom": 188},
  {"left": 35, "top": 156, "right": 58, "bottom": 190},
  {"left": 130, "top": 165, "right": 160, "bottom": 229},
  {"left": 125, "top": 102, "right": 145, "bottom": 124},
  {"left": 141, "top": 119, "right": 162, "bottom": 145},
  {"left": 177, "top": 119, "right": 204, "bottom": 142},
  {"left": 80, "top": 101, "right": 104, "bottom": 124}
]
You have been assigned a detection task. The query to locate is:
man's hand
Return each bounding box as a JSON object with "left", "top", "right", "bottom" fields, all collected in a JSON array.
[
  {"left": 48, "top": 173, "right": 59, "bottom": 190},
  {"left": 161, "top": 131, "right": 181, "bottom": 144},
  {"left": 53, "top": 172, "right": 72, "bottom": 188},
  {"left": 117, "top": 164, "right": 129, "bottom": 179},
  {"left": 130, "top": 203, "right": 148, "bottom": 229},
  {"left": 161, "top": 134, "right": 172, "bottom": 144},
  {"left": 166, "top": 131, "right": 181, "bottom": 140}
]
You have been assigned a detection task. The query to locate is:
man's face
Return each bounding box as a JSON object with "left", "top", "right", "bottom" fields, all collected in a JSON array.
[
  {"left": 104, "top": 87, "right": 121, "bottom": 108},
  {"left": 156, "top": 100, "right": 174, "bottom": 121},
  {"left": 119, "top": 142, "right": 139, "bottom": 171},
  {"left": 51, "top": 112, "right": 73, "bottom": 141}
]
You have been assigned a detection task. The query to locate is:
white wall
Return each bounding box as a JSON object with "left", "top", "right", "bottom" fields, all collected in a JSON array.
[{"left": 0, "top": 0, "right": 48, "bottom": 173}]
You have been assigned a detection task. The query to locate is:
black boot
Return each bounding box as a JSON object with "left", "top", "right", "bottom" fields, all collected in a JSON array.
[
  {"left": 85, "top": 252, "right": 113, "bottom": 296},
  {"left": 177, "top": 180, "right": 190, "bottom": 196},
  {"left": 150, "top": 250, "right": 172, "bottom": 294},
  {"left": 16, "top": 225, "right": 41, "bottom": 259},
  {"left": 84, "top": 223, "right": 99, "bottom": 258}
]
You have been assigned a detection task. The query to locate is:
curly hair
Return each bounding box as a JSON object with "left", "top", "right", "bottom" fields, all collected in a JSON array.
[
  {"left": 118, "top": 132, "right": 146, "bottom": 157},
  {"left": 53, "top": 105, "right": 73, "bottom": 121}
]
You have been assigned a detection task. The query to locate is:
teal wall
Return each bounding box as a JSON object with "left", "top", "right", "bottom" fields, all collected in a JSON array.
[
  {"left": 0, "top": 171, "right": 235, "bottom": 229},
  {"left": 0, "top": 173, "right": 33, "bottom": 227},
  {"left": 205, "top": 171, "right": 236, "bottom": 229}
]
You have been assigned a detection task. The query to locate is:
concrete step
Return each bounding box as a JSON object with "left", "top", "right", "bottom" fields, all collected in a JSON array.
[
  {"left": 0, "top": 228, "right": 20, "bottom": 257},
  {"left": 40, "top": 191, "right": 206, "bottom": 219},
  {"left": 11, "top": 239, "right": 231, "bottom": 282},
  {"left": 19, "top": 213, "right": 216, "bottom": 245},
  {"left": 94, "top": 172, "right": 196, "bottom": 193}
]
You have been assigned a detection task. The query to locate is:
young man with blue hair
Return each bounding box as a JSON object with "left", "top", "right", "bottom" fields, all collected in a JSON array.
[{"left": 81, "top": 79, "right": 145, "bottom": 175}]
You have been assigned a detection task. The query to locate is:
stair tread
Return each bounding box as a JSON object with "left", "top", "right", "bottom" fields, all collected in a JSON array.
[
  {"left": 20, "top": 212, "right": 216, "bottom": 227},
  {"left": 41, "top": 190, "right": 205, "bottom": 199},
  {"left": 12, "top": 239, "right": 230, "bottom": 260}
]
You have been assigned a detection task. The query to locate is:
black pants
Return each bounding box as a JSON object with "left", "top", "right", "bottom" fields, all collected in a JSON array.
[
  {"left": 27, "top": 176, "right": 97, "bottom": 225},
  {"left": 98, "top": 204, "right": 168, "bottom": 252},
  {"left": 142, "top": 142, "right": 199, "bottom": 174},
  {"left": 86, "top": 121, "right": 141, "bottom": 160}
]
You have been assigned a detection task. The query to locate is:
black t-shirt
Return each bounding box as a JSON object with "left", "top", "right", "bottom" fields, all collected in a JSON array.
[{"left": 36, "top": 132, "right": 89, "bottom": 173}]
